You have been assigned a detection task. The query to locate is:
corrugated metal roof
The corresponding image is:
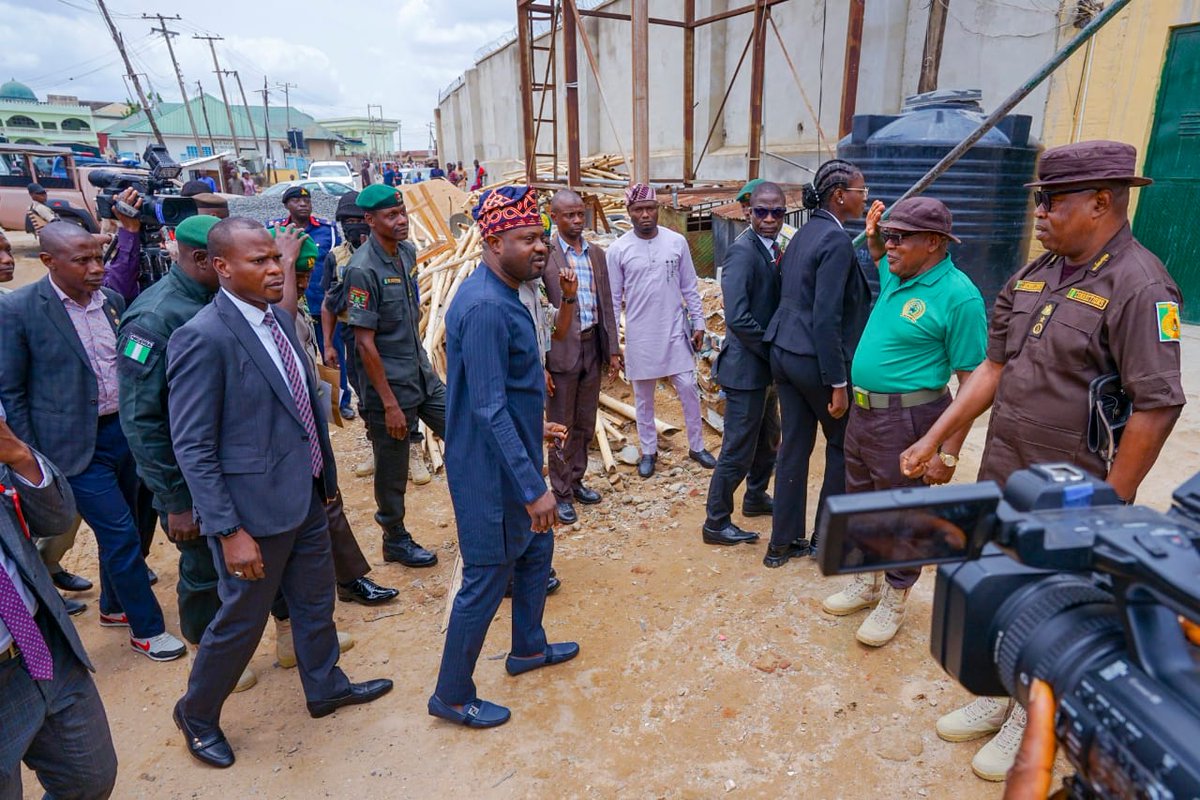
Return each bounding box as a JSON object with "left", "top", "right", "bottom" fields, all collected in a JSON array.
[{"left": 102, "top": 94, "right": 340, "bottom": 142}]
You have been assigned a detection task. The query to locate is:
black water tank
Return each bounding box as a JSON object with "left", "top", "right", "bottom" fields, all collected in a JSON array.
[{"left": 838, "top": 89, "right": 1041, "bottom": 306}]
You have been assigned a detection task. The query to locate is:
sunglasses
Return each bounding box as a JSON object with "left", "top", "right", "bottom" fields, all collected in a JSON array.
[
  {"left": 1033, "top": 187, "right": 1097, "bottom": 211},
  {"left": 880, "top": 229, "right": 920, "bottom": 245},
  {"left": 751, "top": 206, "right": 787, "bottom": 220}
]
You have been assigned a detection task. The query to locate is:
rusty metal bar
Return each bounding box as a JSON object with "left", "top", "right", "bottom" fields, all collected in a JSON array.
[
  {"left": 838, "top": 0, "right": 866, "bottom": 138},
  {"left": 919, "top": 0, "right": 950, "bottom": 94},
  {"left": 683, "top": 0, "right": 696, "bottom": 185},
  {"left": 747, "top": 0, "right": 769, "bottom": 180},
  {"left": 517, "top": 0, "right": 538, "bottom": 184},
  {"left": 631, "top": 0, "right": 650, "bottom": 183},
  {"left": 526, "top": 3, "right": 684, "bottom": 27},
  {"left": 690, "top": 0, "right": 788, "bottom": 28},
  {"left": 563, "top": 0, "right": 582, "bottom": 186}
]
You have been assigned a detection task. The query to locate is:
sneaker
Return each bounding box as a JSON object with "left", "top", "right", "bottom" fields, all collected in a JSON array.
[
  {"left": 409, "top": 447, "right": 432, "bottom": 485},
  {"left": 971, "top": 704, "right": 1027, "bottom": 781},
  {"left": 275, "top": 618, "right": 355, "bottom": 669},
  {"left": 99, "top": 610, "right": 129, "bottom": 627},
  {"left": 936, "top": 696, "right": 1009, "bottom": 742},
  {"left": 233, "top": 666, "right": 257, "bottom": 693},
  {"left": 855, "top": 583, "right": 910, "bottom": 647},
  {"left": 821, "top": 572, "right": 882, "bottom": 616},
  {"left": 130, "top": 631, "right": 187, "bottom": 661}
]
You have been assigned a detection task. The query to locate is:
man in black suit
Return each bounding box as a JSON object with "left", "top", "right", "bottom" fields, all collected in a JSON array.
[
  {"left": 763, "top": 160, "right": 872, "bottom": 567},
  {"left": 0, "top": 412, "right": 117, "bottom": 799},
  {"left": 167, "top": 218, "right": 391, "bottom": 768},
  {"left": 702, "top": 181, "right": 783, "bottom": 546}
]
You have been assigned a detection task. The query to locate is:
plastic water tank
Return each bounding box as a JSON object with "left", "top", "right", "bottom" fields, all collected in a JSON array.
[{"left": 838, "top": 89, "right": 1041, "bottom": 305}]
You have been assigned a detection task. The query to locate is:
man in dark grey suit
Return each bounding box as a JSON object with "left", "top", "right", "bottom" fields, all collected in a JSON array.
[
  {"left": 167, "top": 218, "right": 391, "bottom": 768},
  {"left": 0, "top": 410, "right": 117, "bottom": 799},
  {"left": 702, "top": 182, "right": 784, "bottom": 546}
]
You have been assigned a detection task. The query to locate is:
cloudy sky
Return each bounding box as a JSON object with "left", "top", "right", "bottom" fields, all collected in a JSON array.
[{"left": 1, "top": 0, "right": 515, "bottom": 143}]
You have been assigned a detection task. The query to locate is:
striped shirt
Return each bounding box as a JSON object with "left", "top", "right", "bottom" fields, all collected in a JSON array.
[
  {"left": 558, "top": 236, "right": 596, "bottom": 330},
  {"left": 49, "top": 280, "right": 119, "bottom": 416}
]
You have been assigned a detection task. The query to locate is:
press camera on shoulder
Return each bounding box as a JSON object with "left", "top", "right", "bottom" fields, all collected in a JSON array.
[{"left": 816, "top": 463, "right": 1200, "bottom": 798}]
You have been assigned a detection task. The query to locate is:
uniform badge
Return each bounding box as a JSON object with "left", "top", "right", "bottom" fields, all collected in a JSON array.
[
  {"left": 1065, "top": 288, "right": 1109, "bottom": 310},
  {"left": 901, "top": 298, "right": 926, "bottom": 322},
  {"left": 1014, "top": 280, "right": 1045, "bottom": 293},
  {"left": 1029, "top": 301, "right": 1057, "bottom": 339},
  {"left": 383, "top": 276, "right": 405, "bottom": 285},
  {"left": 1157, "top": 301, "right": 1181, "bottom": 342},
  {"left": 348, "top": 287, "right": 369, "bottom": 309},
  {"left": 121, "top": 334, "right": 154, "bottom": 364}
]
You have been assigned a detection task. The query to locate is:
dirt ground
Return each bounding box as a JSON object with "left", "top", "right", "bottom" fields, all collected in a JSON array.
[{"left": 8, "top": 229, "right": 1199, "bottom": 799}]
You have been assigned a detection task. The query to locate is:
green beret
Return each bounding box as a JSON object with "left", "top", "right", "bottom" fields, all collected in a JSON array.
[
  {"left": 269, "top": 226, "right": 320, "bottom": 272},
  {"left": 174, "top": 215, "right": 221, "bottom": 249},
  {"left": 736, "top": 178, "right": 765, "bottom": 204},
  {"left": 357, "top": 183, "right": 405, "bottom": 211}
]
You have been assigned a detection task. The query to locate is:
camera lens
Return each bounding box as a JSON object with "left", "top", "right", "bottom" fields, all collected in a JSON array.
[{"left": 993, "top": 574, "right": 1125, "bottom": 701}]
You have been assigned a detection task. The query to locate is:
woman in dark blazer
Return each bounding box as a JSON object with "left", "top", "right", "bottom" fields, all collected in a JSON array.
[{"left": 762, "top": 159, "right": 873, "bottom": 567}]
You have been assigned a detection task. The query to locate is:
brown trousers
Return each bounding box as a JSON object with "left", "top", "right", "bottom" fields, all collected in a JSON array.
[
  {"left": 844, "top": 392, "right": 952, "bottom": 590},
  {"left": 547, "top": 331, "right": 602, "bottom": 502}
]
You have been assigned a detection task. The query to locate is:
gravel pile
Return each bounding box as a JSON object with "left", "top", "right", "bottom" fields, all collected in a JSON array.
[{"left": 226, "top": 193, "right": 342, "bottom": 226}]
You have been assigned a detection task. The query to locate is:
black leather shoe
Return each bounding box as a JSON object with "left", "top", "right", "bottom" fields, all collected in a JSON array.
[
  {"left": 742, "top": 494, "right": 774, "bottom": 517},
  {"left": 338, "top": 576, "right": 399, "bottom": 606},
  {"left": 383, "top": 531, "right": 438, "bottom": 568},
  {"left": 556, "top": 502, "right": 578, "bottom": 525},
  {"left": 52, "top": 570, "right": 93, "bottom": 592},
  {"left": 174, "top": 701, "right": 235, "bottom": 768},
  {"left": 689, "top": 449, "right": 717, "bottom": 469},
  {"left": 763, "top": 539, "right": 810, "bottom": 568},
  {"left": 307, "top": 679, "right": 394, "bottom": 719},
  {"left": 638, "top": 454, "right": 656, "bottom": 478},
  {"left": 63, "top": 595, "right": 87, "bottom": 616},
  {"left": 572, "top": 484, "right": 602, "bottom": 505},
  {"left": 702, "top": 522, "right": 760, "bottom": 546}
]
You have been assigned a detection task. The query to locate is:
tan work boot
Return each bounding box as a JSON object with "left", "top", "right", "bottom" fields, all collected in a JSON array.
[
  {"left": 822, "top": 572, "right": 882, "bottom": 616},
  {"left": 275, "top": 618, "right": 356, "bottom": 669},
  {"left": 936, "top": 696, "right": 1009, "bottom": 742},
  {"left": 971, "top": 703, "right": 1027, "bottom": 781},
  {"left": 855, "top": 582, "right": 910, "bottom": 646},
  {"left": 409, "top": 447, "right": 432, "bottom": 485},
  {"left": 233, "top": 665, "right": 258, "bottom": 693}
]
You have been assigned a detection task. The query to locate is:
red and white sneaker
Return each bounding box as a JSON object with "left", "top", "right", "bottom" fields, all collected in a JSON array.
[
  {"left": 130, "top": 631, "right": 187, "bottom": 662},
  {"left": 99, "top": 611, "right": 129, "bottom": 627}
]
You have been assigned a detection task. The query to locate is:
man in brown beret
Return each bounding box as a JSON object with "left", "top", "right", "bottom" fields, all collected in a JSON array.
[{"left": 901, "top": 140, "right": 1186, "bottom": 781}]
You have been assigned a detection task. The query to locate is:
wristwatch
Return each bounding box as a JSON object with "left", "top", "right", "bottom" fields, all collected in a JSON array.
[{"left": 937, "top": 448, "right": 959, "bottom": 468}]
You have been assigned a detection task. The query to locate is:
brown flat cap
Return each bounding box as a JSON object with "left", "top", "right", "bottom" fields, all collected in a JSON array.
[
  {"left": 1025, "top": 140, "right": 1152, "bottom": 189},
  {"left": 883, "top": 197, "right": 960, "bottom": 243}
]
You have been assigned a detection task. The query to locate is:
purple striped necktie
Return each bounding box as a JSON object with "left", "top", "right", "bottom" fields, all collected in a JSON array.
[
  {"left": 0, "top": 565, "right": 53, "bottom": 680},
  {"left": 262, "top": 311, "right": 324, "bottom": 477}
]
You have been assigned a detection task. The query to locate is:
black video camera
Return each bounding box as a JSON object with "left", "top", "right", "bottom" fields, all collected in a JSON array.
[
  {"left": 89, "top": 144, "right": 197, "bottom": 287},
  {"left": 817, "top": 464, "right": 1200, "bottom": 799}
]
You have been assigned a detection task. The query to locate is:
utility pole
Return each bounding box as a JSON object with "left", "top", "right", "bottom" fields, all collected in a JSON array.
[
  {"left": 144, "top": 14, "right": 202, "bottom": 154},
  {"left": 224, "top": 70, "right": 261, "bottom": 156},
  {"left": 194, "top": 35, "right": 242, "bottom": 157},
  {"left": 919, "top": 0, "right": 951, "bottom": 94},
  {"left": 277, "top": 82, "right": 297, "bottom": 160},
  {"left": 257, "top": 78, "right": 275, "bottom": 183},
  {"left": 194, "top": 81, "right": 218, "bottom": 157},
  {"left": 97, "top": 0, "right": 163, "bottom": 146}
]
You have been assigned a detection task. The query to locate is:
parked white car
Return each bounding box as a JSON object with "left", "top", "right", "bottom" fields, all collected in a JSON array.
[{"left": 304, "top": 161, "right": 357, "bottom": 189}]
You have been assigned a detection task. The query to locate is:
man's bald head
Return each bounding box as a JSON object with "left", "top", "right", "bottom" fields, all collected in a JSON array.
[
  {"left": 38, "top": 221, "right": 104, "bottom": 302},
  {"left": 38, "top": 221, "right": 96, "bottom": 259},
  {"left": 549, "top": 189, "right": 583, "bottom": 212},
  {"left": 549, "top": 188, "right": 586, "bottom": 244},
  {"left": 749, "top": 181, "right": 785, "bottom": 206},
  {"left": 207, "top": 217, "right": 268, "bottom": 260}
]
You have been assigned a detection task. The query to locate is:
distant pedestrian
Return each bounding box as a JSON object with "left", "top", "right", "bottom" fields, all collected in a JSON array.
[
  {"left": 241, "top": 171, "right": 257, "bottom": 195},
  {"left": 470, "top": 159, "right": 486, "bottom": 191}
]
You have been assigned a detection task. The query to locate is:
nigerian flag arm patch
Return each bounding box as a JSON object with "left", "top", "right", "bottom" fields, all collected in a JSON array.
[{"left": 122, "top": 335, "right": 154, "bottom": 364}]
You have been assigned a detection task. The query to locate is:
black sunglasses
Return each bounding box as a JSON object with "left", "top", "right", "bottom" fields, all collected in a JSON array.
[
  {"left": 1033, "top": 187, "right": 1097, "bottom": 211},
  {"left": 751, "top": 206, "right": 787, "bottom": 220},
  {"left": 880, "top": 229, "right": 920, "bottom": 245}
]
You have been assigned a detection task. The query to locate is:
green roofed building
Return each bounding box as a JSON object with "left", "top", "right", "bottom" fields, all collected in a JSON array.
[{"left": 0, "top": 79, "right": 100, "bottom": 152}]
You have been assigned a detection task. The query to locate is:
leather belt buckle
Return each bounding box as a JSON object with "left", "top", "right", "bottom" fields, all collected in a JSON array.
[{"left": 852, "top": 387, "right": 871, "bottom": 410}]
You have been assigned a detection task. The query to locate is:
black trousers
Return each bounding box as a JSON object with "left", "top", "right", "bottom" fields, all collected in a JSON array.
[
  {"left": 704, "top": 384, "right": 779, "bottom": 528},
  {"left": 366, "top": 381, "right": 447, "bottom": 536},
  {"left": 181, "top": 487, "right": 349, "bottom": 730},
  {"left": 769, "top": 349, "right": 847, "bottom": 549}
]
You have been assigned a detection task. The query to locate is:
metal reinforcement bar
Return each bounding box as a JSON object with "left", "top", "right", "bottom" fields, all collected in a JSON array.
[{"left": 851, "top": 0, "right": 1133, "bottom": 247}]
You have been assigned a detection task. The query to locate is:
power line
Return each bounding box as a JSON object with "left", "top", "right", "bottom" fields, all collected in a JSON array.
[
  {"left": 145, "top": 13, "right": 203, "bottom": 153},
  {"left": 95, "top": 0, "right": 163, "bottom": 145}
]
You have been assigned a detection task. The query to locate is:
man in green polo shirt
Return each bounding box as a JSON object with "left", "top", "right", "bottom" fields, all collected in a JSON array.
[{"left": 820, "top": 196, "right": 987, "bottom": 647}]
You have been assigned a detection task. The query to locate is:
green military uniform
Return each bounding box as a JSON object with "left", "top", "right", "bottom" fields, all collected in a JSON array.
[
  {"left": 117, "top": 258, "right": 218, "bottom": 645},
  {"left": 345, "top": 184, "right": 446, "bottom": 559}
]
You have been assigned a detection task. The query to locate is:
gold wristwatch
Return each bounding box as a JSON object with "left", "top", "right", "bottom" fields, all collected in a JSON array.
[{"left": 937, "top": 448, "right": 959, "bottom": 468}]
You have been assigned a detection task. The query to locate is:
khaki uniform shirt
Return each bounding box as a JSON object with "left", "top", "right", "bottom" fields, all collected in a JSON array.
[{"left": 979, "top": 224, "right": 1185, "bottom": 484}]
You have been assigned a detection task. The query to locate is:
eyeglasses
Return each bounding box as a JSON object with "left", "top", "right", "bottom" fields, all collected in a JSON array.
[
  {"left": 880, "top": 229, "right": 920, "bottom": 245},
  {"left": 842, "top": 186, "right": 870, "bottom": 199},
  {"left": 751, "top": 206, "right": 787, "bottom": 220},
  {"left": 1033, "top": 187, "right": 1097, "bottom": 211}
]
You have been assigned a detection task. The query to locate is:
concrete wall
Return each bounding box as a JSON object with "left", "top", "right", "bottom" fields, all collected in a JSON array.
[{"left": 436, "top": 0, "right": 1064, "bottom": 184}]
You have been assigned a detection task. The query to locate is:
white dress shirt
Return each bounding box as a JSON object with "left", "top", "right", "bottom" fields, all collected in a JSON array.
[{"left": 221, "top": 289, "right": 306, "bottom": 388}]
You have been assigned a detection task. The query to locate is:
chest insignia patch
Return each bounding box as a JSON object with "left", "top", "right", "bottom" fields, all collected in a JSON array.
[
  {"left": 383, "top": 276, "right": 406, "bottom": 285},
  {"left": 1029, "top": 301, "right": 1058, "bottom": 339},
  {"left": 348, "top": 287, "right": 369, "bottom": 309},
  {"left": 121, "top": 334, "right": 154, "bottom": 364},
  {"left": 901, "top": 298, "right": 926, "bottom": 322},
  {"left": 1157, "top": 301, "right": 1181, "bottom": 343},
  {"left": 1065, "top": 288, "right": 1109, "bottom": 310},
  {"left": 1014, "top": 280, "right": 1045, "bottom": 293}
]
